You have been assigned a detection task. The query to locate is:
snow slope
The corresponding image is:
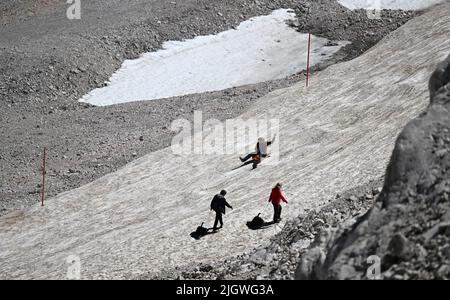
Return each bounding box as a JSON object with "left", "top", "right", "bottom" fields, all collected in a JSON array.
[
  {"left": 338, "top": 0, "right": 447, "bottom": 10},
  {"left": 1, "top": 4, "right": 450, "bottom": 279},
  {"left": 79, "top": 9, "right": 347, "bottom": 106}
]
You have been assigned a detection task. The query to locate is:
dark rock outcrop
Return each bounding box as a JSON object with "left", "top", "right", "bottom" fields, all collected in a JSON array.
[{"left": 297, "top": 54, "right": 450, "bottom": 280}]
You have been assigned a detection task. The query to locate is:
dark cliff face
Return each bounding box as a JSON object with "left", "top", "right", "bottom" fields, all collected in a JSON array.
[{"left": 298, "top": 54, "right": 450, "bottom": 280}]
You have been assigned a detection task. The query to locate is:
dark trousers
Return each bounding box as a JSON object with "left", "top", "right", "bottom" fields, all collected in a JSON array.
[
  {"left": 241, "top": 153, "right": 263, "bottom": 169},
  {"left": 273, "top": 204, "right": 282, "bottom": 223},
  {"left": 213, "top": 211, "right": 223, "bottom": 230},
  {"left": 242, "top": 153, "right": 267, "bottom": 162},
  {"left": 241, "top": 153, "right": 257, "bottom": 162}
]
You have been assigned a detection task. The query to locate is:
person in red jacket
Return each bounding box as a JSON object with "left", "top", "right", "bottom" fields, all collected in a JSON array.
[{"left": 269, "top": 183, "right": 288, "bottom": 223}]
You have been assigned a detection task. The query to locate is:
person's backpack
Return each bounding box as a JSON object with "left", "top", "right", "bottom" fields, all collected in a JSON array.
[
  {"left": 247, "top": 213, "right": 265, "bottom": 230},
  {"left": 190, "top": 222, "right": 209, "bottom": 240}
]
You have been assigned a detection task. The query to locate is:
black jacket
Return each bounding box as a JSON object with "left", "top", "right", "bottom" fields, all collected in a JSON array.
[{"left": 210, "top": 194, "right": 233, "bottom": 214}]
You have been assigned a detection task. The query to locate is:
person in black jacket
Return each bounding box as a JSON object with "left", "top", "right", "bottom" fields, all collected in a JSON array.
[{"left": 210, "top": 190, "right": 233, "bottom": 232}]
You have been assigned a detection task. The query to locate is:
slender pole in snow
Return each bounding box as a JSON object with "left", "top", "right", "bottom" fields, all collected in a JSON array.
[
  {"left": 41, "top": 147, "right": 47, "bottom": 207},
  {"left": 306, "top": 32, "right": 311, "bottom": 87}
]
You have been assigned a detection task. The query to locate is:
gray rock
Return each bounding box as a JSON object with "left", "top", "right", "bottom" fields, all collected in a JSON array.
[
  {"left": 199, "top": 265, "right": 213, "bottom": 273},
  {"left": 385, "top": 233, "right": 415, "bottom": 261},
  {"left": 250, "top": 249, "right": 268, "bottom": 265},
  {"left": 294, "top": 247, "right": 326, "bottom": 280},
  {"left": 436, "top": 265, "right": 450, "bottom": 278},
  {"left": 372, "top": 187, "right": 383, "bottom": 196},
  {"left": 424, "top": 221, "right": 450, "bottom": 241},
  {"left": 437, "top": 222, "right": 450, "bottom": 236},
  {"left": 365, "top": 193, "right": 374, "bottom": 200},
  {"left": 349, "top": 195, "right": 358, "bottom": 202}
]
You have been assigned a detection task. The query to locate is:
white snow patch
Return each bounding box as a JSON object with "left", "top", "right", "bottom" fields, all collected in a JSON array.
[
  {"left": 338, "top": 0, "right": 446, "bottom": 10},
  {"left": 79, "top": 9, "right": 348, "bottom": 106}
]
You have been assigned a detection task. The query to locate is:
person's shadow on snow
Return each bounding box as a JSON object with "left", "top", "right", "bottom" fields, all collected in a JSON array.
[
  {"left": 246, "top": 221, "right": 276, "bottom": 230},
  {"left": 232, "top": 160, "right": 260, "bottom": 171}
]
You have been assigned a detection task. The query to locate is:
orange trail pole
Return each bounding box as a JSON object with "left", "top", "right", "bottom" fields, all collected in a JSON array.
[
  {"left": 41, "top": 147, "right": 47, "bottom": 206},
  {"left": 306, "top": 32, "right": 311, "bottom": 87}
]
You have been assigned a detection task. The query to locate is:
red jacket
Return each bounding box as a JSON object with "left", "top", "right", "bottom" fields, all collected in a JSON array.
[{"left": 269, "top": 188, "right": 288, "bottom": 205}]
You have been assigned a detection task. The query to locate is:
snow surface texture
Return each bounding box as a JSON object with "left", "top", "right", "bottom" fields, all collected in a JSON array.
[
  {"left": 1, "top": 5, "right": 450, "bottom": 279},
  {"left": 79, "top": 9, "right": 348, "bottom": 106},
  {"left": 338, "top": 0, "right": 446, "bottom": 10}
]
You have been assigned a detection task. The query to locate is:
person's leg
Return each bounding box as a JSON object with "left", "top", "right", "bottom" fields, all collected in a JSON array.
[
  {"left": 218, "top": 213, "right": 223, "bottom": 228},
  {"left": 240, "top": 153, "right": 255, "bottom": 162},
  {"left": 274, "top": 205, "right": 281, "bottom": 222},
  {"left": 277, "top": 205, "right": 283, "bottom": 222},
  {"left": 252, "top": 159, "right": 261, "bottom": 169},
  {"left": 272, "top": 204, "right": 277, "bottom": 222},
  {"left": 213, "top": 212, "right": 220, "bottom": 230}
]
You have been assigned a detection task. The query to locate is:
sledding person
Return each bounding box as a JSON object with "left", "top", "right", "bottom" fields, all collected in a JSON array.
[
  {"left": 239, "top": 135, "right": 276, "bottom": 169},
  {"left": 210, "top": 190, "right": 233, "bottom": 232},
  {"left": 269, "top": 183, "right": 288, "bottom": 223}
]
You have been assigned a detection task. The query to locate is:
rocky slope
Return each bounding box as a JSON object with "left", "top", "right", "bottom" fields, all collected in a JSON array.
[{"left": 296, "top": 54, "right": 450, "bottom": 280}]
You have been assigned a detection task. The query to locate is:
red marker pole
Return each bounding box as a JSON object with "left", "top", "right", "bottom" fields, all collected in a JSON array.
[
  {"left": 41, "top": 147, "right": 47, "bottom": 207},
  {"left": 306, "top": 32, "right": 312, "bottom": 87}
]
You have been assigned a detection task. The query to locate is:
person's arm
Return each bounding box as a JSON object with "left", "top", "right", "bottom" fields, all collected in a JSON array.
[
  {"left": 210, "top": 196, "right": 216, "bottom": 210},
  {"left": 268, "top": 190, "right": 273, "bottom": 203},
  {"left": 225, "top": 200, "right": 233, "bottom": 209},
  {"left": 281, "top": 192, "right": 288, "bottom": 204},
  {"left": 267, "top": 135, "right": 277, "bottom": 146}
]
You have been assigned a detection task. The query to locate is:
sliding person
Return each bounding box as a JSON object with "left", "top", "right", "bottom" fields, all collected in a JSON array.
[{"left": 239, "top": 135, "right": 276, "bottom": 169}]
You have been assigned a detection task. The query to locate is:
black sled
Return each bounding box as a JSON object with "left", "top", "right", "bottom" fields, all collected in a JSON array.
[
  {"left": 246, "top": 213, "right": 265, "bottom": 230},
  {"left": 190, "top": 222, "right": 211, "bottom": 240}
]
